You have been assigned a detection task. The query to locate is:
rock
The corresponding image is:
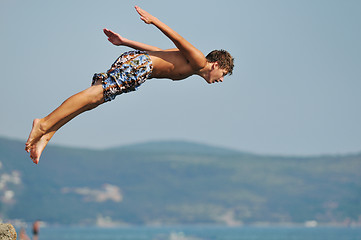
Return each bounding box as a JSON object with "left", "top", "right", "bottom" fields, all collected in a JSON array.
[{"left": 0, "top": 223, "right": 17, "bottom": 240}]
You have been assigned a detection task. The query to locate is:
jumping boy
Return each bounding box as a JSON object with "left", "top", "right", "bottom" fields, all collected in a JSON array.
[{"left": 25, "top": 6, "right": 234, "bottom": 164}]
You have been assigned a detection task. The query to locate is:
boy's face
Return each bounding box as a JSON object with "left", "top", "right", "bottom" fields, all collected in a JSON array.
[{"left": 205, "top": 62, "right": 228, "bottom": 84}]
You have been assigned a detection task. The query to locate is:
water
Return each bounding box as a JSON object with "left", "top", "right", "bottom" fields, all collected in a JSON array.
[{"left": 22, "top": 226, "right": 361, "bottom": 240}]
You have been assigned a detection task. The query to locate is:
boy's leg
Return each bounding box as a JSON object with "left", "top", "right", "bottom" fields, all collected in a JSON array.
[{"left": 26, "top": 83, "right": 105, "bottom": 163}]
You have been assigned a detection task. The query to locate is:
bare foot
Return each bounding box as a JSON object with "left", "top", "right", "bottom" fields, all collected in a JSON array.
[
  {"left": 29, "top": 134, "right": 51, "bottom": 164},
  {"left": 25, "top": 119, "right": 45, "bottom": 152}
]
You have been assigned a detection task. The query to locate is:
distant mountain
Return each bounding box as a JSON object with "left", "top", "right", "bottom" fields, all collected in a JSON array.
[
  {"left": 0, "top": 136, "right": 360, "bottom": 226},
  {"left": 110, "top": 140, "right": 247, "bottom": 155}
]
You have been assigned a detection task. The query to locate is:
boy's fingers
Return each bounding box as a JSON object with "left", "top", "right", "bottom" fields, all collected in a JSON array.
[
  {"left": 135, "top": 6, "right": 145, "bottom": 16},
  {"left": 103, "top": 29, "right": 115, "bottom": 37}
]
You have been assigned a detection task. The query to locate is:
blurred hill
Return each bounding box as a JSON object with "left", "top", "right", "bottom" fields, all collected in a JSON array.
[{"left": 0, "top": 136, "right": 360, "bottom": 226}]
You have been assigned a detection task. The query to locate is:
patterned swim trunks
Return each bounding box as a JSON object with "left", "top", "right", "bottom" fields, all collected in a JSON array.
[{"left": 92, "top": 50, "right": 153, "bottom": 102}]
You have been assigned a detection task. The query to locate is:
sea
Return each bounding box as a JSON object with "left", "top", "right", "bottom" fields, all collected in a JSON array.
[{"left": 20, "top": 225, "right": 361, "bottom": 240}]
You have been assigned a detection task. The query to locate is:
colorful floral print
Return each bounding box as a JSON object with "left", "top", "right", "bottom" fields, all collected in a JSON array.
[{"left": 92, "top": 50, "right": 153, "bottom": 102}]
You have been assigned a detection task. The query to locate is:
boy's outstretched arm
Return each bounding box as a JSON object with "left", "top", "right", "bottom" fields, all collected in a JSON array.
[
  {"left": 135, "top": 6, "right": 207, "bottom": 70},
  {"left": 103, "top": 28, "right": 162, "bottom": 51}
]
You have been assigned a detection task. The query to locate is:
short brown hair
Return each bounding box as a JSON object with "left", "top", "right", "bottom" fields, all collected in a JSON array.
[{"left": 206, "top": 50, "right": 234, "bottom": 75}]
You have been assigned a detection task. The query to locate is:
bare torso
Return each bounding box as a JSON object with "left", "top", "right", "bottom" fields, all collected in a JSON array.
[{"left": 147, "top": 49, "right": 198, "bottom": 80}]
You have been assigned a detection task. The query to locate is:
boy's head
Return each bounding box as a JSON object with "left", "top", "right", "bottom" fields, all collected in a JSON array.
[{"left": 206, "top": 50, "right": 234, "bottom": 76}]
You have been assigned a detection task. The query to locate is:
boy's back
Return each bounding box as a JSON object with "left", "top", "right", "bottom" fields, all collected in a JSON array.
[{"left": 148, "top": 49, "right": 203, "bottom": 80}]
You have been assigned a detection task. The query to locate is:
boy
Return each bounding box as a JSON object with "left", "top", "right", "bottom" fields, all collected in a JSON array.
[{"left": 25, "top": 6, "right": 234, "bottom": 164}]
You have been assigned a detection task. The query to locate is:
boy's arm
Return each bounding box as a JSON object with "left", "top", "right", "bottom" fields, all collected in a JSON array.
[
  {"left": 135, "top": 6, "right": 207, "bottom": 70},
  {"left": 103, "top": 28, "right": 162, "bottom": 51}
]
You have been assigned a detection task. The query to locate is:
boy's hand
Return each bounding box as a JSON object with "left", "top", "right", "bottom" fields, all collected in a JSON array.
[
  {"left": 135, "top": 6, "right": 157, "bottom": 24},
  {"left": 103, "top": 28, "right": 126, "bottom": 46}
]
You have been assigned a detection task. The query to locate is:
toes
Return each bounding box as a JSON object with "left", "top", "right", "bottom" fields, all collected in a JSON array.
[
  {"left": 30, "top": 155, "right": 39, "bottom": 164},
  {"left": 25, "top": 144, "right": 30, "bottom": 152},
  {"left": 29, "top": 149, "right": 40, "bottom": 164}
]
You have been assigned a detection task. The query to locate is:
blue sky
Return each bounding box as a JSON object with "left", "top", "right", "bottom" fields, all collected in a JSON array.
[{"left": 1, "top": 0, "right": 360, "bottom": 155}]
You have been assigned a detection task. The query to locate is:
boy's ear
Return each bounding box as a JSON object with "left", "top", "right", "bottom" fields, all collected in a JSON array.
[{"left": 212, "top": 61, "right": 219, "bottom": 69}]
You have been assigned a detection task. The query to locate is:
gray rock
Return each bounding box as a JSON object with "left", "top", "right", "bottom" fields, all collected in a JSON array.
[{"left": 0, "top": 223, "right": 17, "bottom": 240}]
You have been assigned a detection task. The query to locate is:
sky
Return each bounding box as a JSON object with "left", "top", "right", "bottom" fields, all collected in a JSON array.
[{"left": 1, "top": 0, "right": 360, "bottom": 156}]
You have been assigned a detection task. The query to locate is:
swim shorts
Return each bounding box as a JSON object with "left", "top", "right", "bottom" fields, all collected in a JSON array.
[{"left": 92, "top": 50, "right": 153, "bottom": 102}]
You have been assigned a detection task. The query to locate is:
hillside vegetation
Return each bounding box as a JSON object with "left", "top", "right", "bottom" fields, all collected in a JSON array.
[{"left": 0, "top": 137, "right": 360, "bottom": 226}]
